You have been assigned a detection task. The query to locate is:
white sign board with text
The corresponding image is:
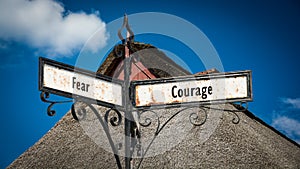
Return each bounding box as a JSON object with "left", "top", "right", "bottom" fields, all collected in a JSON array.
[
  {"left": 130, "top": 71, "right": 252, "bottom": 108},
  {"left": 39, "top": 58, "right": 123, "bottom": 108}
]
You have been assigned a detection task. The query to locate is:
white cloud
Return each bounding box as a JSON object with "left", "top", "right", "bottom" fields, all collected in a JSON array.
[
  {"left": 281, "top": 98, "right": 300, "bottom": 109},
  {"left": 0, "top": 0, "right": 108, "bottom": 57},
  {"left": 272, "top": 116, "right": 300, "bottom": 141}
]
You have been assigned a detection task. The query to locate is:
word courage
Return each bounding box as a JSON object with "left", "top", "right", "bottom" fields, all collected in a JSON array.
[{"left": 171, "top": 85, "right": 213, "bottom": 99}]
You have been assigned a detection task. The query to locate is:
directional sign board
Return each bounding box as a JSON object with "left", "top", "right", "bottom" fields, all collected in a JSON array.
[
  {"left": 39, "top": 57, "right": 123, "bottom": 108},
  {"left": 130, "top": 71, "right": 252, "bottom": 109}
]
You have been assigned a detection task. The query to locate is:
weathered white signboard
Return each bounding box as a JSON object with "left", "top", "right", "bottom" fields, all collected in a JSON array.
[
  {"left": 39, "top": 58, "right": 123, "bottom": 108},
  {"left": 130, "top": 71, "right": 252, "bottom": 108}
]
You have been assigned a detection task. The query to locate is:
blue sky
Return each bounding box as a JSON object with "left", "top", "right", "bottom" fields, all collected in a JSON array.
[{"left": 1, "top": 0, "right": 300, "bottom": 167}]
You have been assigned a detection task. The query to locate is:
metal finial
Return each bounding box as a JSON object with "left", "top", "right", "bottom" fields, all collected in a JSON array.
[{"left": 118, "top": 14, "right": 134, "bottom": 44}]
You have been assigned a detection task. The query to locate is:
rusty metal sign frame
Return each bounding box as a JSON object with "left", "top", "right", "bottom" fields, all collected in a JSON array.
[
  {"left": 39, "top": 57, "right": 124, "bottom": 110},
  {"left": 130, "top": 70, "right": 252, "bottom": 110}
]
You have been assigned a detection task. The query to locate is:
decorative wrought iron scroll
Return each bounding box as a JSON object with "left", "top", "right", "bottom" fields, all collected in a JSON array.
[
  {"left": 134, "top": 102, "right": 248, "bottom": 168},
  {"left": 40, "top": 91, "right": 72, "bottom": 116},
  {"left": 71, "top": 100, "right": 123, "bottom": 169}
]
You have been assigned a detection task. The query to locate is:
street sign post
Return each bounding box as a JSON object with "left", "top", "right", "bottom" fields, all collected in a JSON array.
[
  {"left": 39, "top": 55, "right": 252, "bottom": 169},
  {"left": 39, "top": 57, "right": 124, "bottom": 108},
  {"left": 130, "top": 70, "right": 252, "bottom": 109},
  {"left": 38, "top": 15, "right": 253, "bottom": 169}
]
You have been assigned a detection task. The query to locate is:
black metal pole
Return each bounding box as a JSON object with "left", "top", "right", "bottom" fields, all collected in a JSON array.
[
  {"left": 124, "top": 36, "right": 132, "bottom": 169},
  {"left": 117, "top": 14, "right": 135, "bottom": 169}
]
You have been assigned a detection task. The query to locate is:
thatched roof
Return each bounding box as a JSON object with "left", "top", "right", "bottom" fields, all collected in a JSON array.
[
  {"left": 97, "top": 42, "right": 191, "bottom": 78},
  {"left": 8, "top": 43, "right": 300, "bottom": 168},
  {"left": 8, "top": 104, "right": 300, "bottom": 168}
]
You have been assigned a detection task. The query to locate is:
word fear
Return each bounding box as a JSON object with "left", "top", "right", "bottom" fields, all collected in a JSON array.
[{"left": 72, "top": 77, "right": 90, "bottom": 92}]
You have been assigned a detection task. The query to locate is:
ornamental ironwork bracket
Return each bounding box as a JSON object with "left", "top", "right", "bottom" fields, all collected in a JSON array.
[
  {"left": 40, "top": 90, "right": 248, "bottom": 169},
  {"left": 40, "top": 91, "right": 73, "bottom": 116}
]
